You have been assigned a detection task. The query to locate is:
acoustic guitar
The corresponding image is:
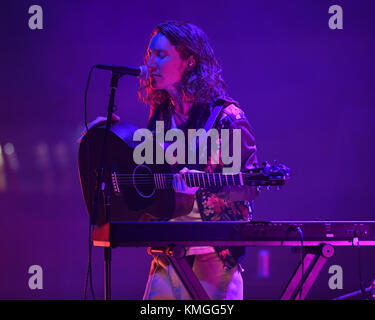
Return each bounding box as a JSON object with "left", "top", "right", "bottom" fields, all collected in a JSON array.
[{"left": 78, "top": 122, "right": 290, "bottom": 225}]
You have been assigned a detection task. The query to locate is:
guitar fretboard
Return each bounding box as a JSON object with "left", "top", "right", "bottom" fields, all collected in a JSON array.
[
  {"left": 151, "top": 172, "right": 243, "bottom": 190},
  {"left": 183, "top": 173, "right": 243, "bottom": 188}
]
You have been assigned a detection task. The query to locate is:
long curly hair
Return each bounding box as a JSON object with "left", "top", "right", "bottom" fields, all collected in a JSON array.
[{"left": 138, "top": 21, "right": 227, "bottom": 115}]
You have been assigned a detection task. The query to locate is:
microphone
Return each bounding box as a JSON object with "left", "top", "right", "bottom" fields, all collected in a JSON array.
[{"left": 95, "top": 64, "right": 149, "bottom": 79}]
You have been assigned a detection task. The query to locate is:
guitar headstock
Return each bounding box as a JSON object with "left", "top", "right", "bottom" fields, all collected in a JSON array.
[{"left": 243, "top": 161, "right": 290, "bottom": 187}]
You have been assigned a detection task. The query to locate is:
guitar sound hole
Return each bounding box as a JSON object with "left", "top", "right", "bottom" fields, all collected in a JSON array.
[{"left": 133, "top": 165, "right": 155, "bottom": 198}]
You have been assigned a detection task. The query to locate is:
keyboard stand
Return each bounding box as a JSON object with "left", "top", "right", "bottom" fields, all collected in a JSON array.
[
  {"left": 147, "top": 246, "right": 211, "bottom": 300},
  {"left": 280, "top": 243, "right": 335, "bottom": 300}
]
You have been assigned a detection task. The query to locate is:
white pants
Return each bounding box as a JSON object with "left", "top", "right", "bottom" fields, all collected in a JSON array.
[{"left": 143, "top": 252, "right": 243, "bottom": 300}]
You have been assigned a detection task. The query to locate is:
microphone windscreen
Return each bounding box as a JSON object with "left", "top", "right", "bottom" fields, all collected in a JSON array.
[{"left": 138, "top": 65, "right": 149, "bottom": 79}]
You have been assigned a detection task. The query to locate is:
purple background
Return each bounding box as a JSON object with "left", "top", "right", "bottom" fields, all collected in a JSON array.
[{"left": 0, "top": 0, "right": 374, "bottom": 299}]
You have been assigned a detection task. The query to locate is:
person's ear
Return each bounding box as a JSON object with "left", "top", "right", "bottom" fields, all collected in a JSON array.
[{"left": 187, "top": 56, "right": 196, "bottom": 69}]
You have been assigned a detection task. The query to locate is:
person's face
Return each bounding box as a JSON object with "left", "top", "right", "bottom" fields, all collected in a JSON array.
[{"left": 146, "top": 33, "right": 190, "bottom": 93}]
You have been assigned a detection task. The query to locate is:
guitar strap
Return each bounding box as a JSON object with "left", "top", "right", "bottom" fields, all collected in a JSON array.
[
  {"left": 200, "top": 102, "right": 247, "bottom": 271},
  {"left": 203, "top": 104, "right": 224, "bottom": 132},
  {"left": 186, "top": 103, "right": 224, "bottom": 172}
]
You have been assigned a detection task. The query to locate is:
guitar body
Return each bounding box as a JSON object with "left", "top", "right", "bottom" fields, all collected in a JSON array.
[{"left": 78, "top": 122, "right": 193, "bottom": 225}]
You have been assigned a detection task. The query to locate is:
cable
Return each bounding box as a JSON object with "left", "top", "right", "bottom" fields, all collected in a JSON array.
[
  {"left": 295, "top": 227, "right": 304, "bottom": 300},
  {"left": 285, "top": 226, "right": 304, "bottom": 300},
  {"left": 84, "top": 66, "right": 96, "bottom": 135},
  {"left": 83, "top": 66, "right": 97, "bottom": 300},
  {"left": 84, "top": 223, "right": 96, "bottom": 300},
  {"left": 354, "top": 232, "right": 367, "bottom": 299}
]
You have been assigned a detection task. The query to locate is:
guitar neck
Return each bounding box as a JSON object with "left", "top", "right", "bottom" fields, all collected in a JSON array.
[
  {"left": 181, "top": 172, "right": 243, "bottom": 188},
  {"left": 151, "top": 172, "right": 243, "bottom": 190},
  {"left": 111, "top": 164, "right": 287, "bottom": 192}
]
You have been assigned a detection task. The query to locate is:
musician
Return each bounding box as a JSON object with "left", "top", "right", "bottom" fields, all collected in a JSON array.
[{"left": 138, "top": 21, "right": 259, "bottom": 300}]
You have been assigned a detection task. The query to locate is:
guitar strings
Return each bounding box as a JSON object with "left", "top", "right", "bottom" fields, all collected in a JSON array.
[{"left": 112, "top": 173, "right": 255, "bottom": 176}]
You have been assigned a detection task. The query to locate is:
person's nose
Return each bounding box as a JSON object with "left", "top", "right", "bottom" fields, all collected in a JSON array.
[{"left": 146, "top": 54, "right": 157, "bottom": 72}]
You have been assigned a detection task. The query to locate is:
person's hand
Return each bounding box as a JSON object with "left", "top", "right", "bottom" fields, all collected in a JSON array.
[
  {"left": 172, "top": 167, "right": 201, "bottom": 195},
  {"left": 77, "top": 113, "right": 120, "bottom": 143}
]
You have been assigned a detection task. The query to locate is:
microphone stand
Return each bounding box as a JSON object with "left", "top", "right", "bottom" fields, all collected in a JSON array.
[{"left": 91, "top": 71, "right": 122, "bottom": 300}]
